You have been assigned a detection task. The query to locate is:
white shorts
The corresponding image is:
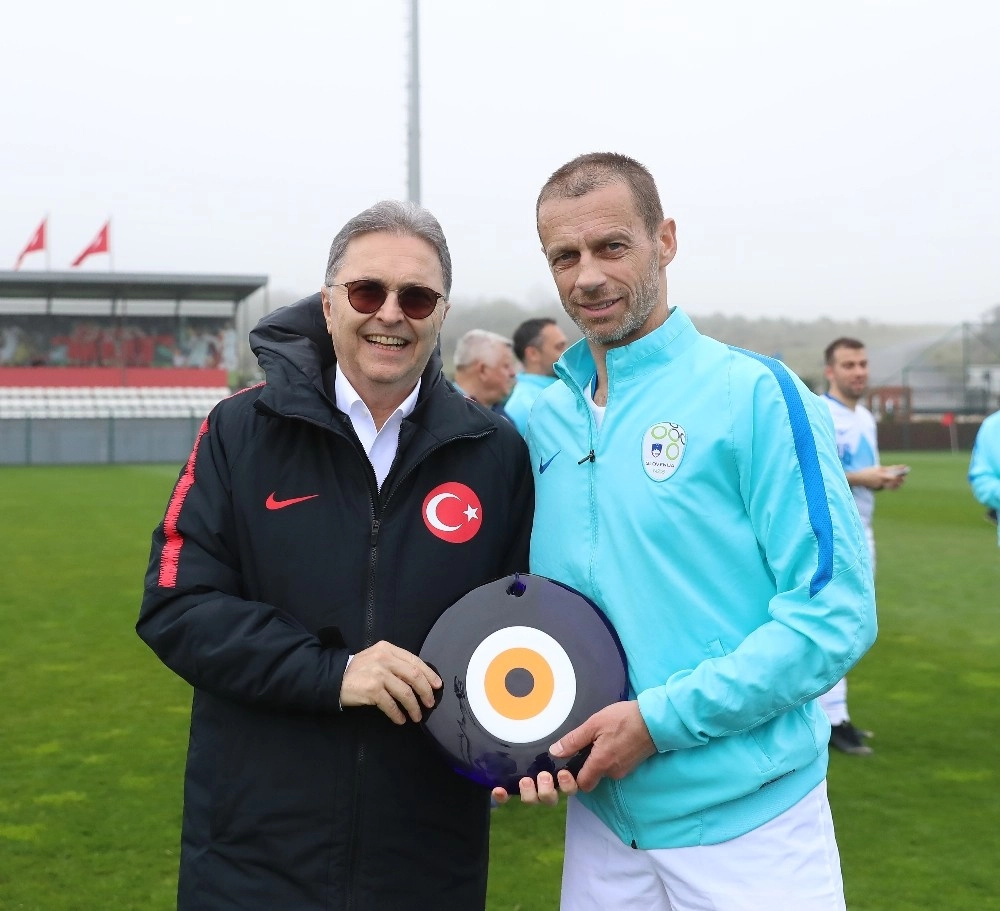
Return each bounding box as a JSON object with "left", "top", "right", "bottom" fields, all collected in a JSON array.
[{"left": 560, "top": 781, "right": 846, "bottom": 911}]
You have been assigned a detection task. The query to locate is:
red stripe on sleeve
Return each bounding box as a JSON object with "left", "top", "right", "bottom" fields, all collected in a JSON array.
[{"left": 158, "top": 417, "right": 211, "bottom": 588}]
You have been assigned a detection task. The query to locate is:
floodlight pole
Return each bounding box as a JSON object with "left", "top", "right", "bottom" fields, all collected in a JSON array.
[{"left": 407, "top": 0, "right": 421, "bottom": 205}]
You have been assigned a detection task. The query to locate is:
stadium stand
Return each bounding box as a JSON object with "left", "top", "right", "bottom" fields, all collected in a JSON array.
[
  {"left": 0, "top": 385, "right": 231, "bottom": 419},
  {"left": 0, "top": 270, "right": 266, "bottom": 464}
]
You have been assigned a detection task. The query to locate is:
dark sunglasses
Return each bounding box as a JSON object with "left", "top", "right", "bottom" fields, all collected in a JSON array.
[{"left": 330, "top": 279, "right": 444, "bottom": 320}]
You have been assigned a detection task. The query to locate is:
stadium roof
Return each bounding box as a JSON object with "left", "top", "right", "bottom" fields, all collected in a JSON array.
[{"left": 0, "top": 270, "right": 268, "bottom": 305}]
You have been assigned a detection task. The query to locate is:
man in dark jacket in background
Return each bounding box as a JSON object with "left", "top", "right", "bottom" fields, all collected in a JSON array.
[{"left": 137, "top": 200, "right": 533, "bottom": 910}]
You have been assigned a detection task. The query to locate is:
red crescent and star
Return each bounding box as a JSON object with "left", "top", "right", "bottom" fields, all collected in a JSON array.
[{"left": 422, "top": 482, "right": 483, "bottom": 543}]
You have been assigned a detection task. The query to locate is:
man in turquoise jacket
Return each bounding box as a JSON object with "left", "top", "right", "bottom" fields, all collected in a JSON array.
[
  {"left": 500, "top": 153, "right": 876, "bottom": 910},
  {"left": 505, "top": 317, "right": 569, "bottom": 435},
  {"left": 969, "top": 409, "right": 1000, "bottom": 544}
]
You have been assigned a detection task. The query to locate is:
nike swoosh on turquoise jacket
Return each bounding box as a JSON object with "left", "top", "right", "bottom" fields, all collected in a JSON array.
[{"left": 527, "top": 307, "right": 876, "bottom": 849}]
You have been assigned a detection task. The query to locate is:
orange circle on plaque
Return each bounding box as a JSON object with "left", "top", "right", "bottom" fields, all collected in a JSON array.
[{"left": 483, "top": 647, "right": 556, "bottom": 719}]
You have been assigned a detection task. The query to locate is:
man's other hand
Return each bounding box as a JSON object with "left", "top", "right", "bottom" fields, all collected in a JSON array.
[
  {"left": 548, "top": 701, "right": 656, "bottom": 792},
  {"left": 492, "top": 768, "right": 579, "bottom": 807}
]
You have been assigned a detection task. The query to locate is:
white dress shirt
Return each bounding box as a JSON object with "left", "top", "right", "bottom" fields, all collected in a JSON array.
[{"left": 334, "top": 365, "right": 421, "bottom": 489}]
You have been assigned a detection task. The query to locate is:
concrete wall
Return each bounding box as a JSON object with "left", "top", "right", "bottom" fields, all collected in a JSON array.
[
  {"left": 0, "top": 417, "right": 203, "bottom": 465},
  {"left": 0, "top": 415, "right": 984, "bottom": 466},
  {"left": 877, "top": 420, "right": 981, "bottom": 452}
]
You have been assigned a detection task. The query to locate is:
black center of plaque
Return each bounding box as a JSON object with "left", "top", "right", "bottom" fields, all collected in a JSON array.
[{"left": 505, "top": 667, "right": 534, "bottom": 697}]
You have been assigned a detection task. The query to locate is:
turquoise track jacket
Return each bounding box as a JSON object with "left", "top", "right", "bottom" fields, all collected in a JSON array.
[
  {"left": 506, "top": 373, "right": 558, "bottom": 436},
  {"left": 969, "top": 410, "right": 1000, "bottom": 546},
  {"left": 527, "top": 308, "right": 876, "bottom": 849}
]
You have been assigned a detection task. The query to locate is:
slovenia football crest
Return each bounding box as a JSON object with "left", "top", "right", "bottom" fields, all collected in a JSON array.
[{"left": 642, "top": 422, "right": 686, "bottom": 481}]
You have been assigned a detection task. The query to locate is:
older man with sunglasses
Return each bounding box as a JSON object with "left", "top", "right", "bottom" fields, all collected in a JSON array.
[{"left": 137, "top": 200, "right": 533, "bottom": 911}]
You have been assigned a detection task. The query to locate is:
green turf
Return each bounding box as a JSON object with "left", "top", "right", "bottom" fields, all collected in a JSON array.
[
  {"left": 0, "top": 455, "right": 996, "bottom": 909},
  {"left": 824, "top": 452, "right": 1000, "bottom": 911},
  {"left": 0, "top": 465, "right": 189, "bottom": 911}
]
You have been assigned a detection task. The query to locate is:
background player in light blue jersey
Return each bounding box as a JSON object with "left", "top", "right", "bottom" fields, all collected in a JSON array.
[
  {"left": 821, "top": 338, "right": 908, "bottom": 756},
  {"left": 969, "top": 408, "right": 1000, "bottom": 544},
  {"left": 505, "top": 317, "right": 568, "bottom": 436}
]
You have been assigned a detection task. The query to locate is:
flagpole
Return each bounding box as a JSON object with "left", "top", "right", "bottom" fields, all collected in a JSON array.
[
  {"left": 407, "top": 0, "right": 421, "bottom": 205},
  {"left": 108, "top": 217, "right": 114, "bottom": 272},
  {"left": 45, "top": 213, "right": 51, "bottom": 271}
]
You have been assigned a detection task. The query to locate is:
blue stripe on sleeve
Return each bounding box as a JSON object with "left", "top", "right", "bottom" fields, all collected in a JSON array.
[{"left": 729, "top": 347, "right": 834, "bottom": 597}]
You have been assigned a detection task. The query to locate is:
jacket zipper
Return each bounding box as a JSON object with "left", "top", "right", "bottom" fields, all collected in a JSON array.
[
  {"left": 610, "top": 779, "right": 640, "bottom": 849},
  {"left": 579, "top": 369, "right": 639, "bottom": 848},
  {"left": 581, "top": 380, "right": 601, "bottom": 604},
  {"left": 344, "top": 428, "right": 492, "bottom": 909},
  {"left": 345, "top": 497, "right": 380, "bottom": 911}
]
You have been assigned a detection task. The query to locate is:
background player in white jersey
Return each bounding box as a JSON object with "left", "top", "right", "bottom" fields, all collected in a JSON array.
[{"left": 821, "top": 337, "right": 908, "bottom": 755}]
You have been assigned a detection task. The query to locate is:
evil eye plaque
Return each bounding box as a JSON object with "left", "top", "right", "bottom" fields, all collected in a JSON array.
[{"left": 419, "top": 573, "right": 628, "bottom": 794}]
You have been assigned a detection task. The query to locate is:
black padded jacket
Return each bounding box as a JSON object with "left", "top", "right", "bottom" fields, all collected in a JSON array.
[{"left": 137, "top": 293, "right": 533, "bottom": 910}]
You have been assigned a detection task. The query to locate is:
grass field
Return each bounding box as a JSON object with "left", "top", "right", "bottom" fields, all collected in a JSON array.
[{"left": 0, "top": 453, "right": 997, "bottom": 910}]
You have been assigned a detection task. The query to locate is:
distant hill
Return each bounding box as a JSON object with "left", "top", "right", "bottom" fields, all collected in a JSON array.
[
  {"left": 684, "top": 312, "right": 951, "bottom": 391},
  {"left": 253, "top": 289, "right": 954, "bottom": 393},
  {"left": 437, "top": 297, "right": 950, "bottom": 392}
]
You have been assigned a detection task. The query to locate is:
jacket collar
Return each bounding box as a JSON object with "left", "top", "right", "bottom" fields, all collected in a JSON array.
[{"left": 555, "top": 307, "right": 700, "bottom": 393}]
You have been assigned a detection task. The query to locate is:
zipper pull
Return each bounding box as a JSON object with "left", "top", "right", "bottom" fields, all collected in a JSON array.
[
  {"left": 577, "top": 449, "right": 596, "bottom": 465},
  {"left": 370, "top": 519, "right": 380, "bottom": 546}
]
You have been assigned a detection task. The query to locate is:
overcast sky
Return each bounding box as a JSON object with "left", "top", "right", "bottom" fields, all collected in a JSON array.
[{"left": 3, "top": 0, "right": 998, "bottom": 324}]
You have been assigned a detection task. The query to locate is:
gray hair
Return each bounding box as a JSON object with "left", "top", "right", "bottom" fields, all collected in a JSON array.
[
  {"left": 323, "top": 200, "right": 453, "bottom": 296},
  {"left": 454, "top": 329, "right": 513, "bottom": 369}
]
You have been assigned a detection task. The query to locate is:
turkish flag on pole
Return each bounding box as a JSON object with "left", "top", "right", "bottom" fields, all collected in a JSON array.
[
  {"left": 13, "top": 218, "right": 47, "bottom": 270},
  {"left": 70, "top": 221, "right": 111, "bottom": 267}
]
